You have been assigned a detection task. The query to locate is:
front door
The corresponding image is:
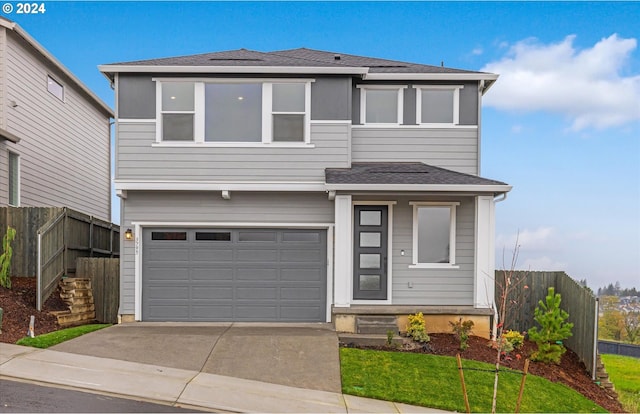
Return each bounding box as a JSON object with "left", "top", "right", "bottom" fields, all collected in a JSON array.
[{"left": 353, "top": 205, "right": 388, "bottom": 300}]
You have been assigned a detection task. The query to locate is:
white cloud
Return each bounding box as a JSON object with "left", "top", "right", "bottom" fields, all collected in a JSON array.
[
  {"left": 496, "top": 227, "right": 555, "bottom": 252},
  {"left": 511, "top": 124, "right": 523, "bottom": 134},
  {"left": 472, "top": 47, "right": 483, "bottom": 56},
  {"left": 482, "top": 34, "right": 640, "bottom": 131},
  {"left": 520, "top": 256, "right": 568, "bottom": 271}
]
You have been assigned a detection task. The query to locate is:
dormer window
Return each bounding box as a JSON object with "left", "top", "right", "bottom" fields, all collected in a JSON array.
[
  {"left": 415, "top": 85, "right": 463, "bottom": 126},
  {"left": 357, "top": 85, "right": 406, "bottom": 125},
  {"left": 156, "top": 79, "right": 312, "bottom": 145}
]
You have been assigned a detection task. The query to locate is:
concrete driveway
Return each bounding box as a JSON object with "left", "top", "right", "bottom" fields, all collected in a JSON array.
[{"left": 51, "top": 323, "right": 341, "bottom": 393}]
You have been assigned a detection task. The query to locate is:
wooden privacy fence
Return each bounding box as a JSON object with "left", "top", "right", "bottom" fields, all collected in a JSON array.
[
  {"left": 0, "top": 206, "right": 64, "bottom": 277},
  {"left": 36, "top": 207, "right": 120, "bottom": 310},
  {"left": 496, "top": 271, "right": 599, "bottom": 379},
  {"left": 76, "top": 258, "right": 120, "bottom": 324}
]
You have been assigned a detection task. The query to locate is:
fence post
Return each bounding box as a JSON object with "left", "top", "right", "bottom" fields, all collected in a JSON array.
[
  {"left": 592, "top": 298, "right": 599, "bottom": 380},
  {"left": 36, "top": 232, "right": 42, "bottom": 311}
]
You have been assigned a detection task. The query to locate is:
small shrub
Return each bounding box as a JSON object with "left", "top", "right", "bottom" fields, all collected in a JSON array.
[
  {"left": 528, "top": 287, "right": 574, "bottom": 364},
  {"left": 0, "top": 227, "right": 16, "bottom": 289},
  {"left": 406, "top": 312, "right": 430, "bottom": 343},
  {"left": 386, "top": 330, "right": 394, "bottom": 346},
  {"left": 488, "top": 335, "right": 514, "bottom": 355},
  {"left": 450, "top": 318, "right": 474, "bottom": 350},
  {"left": 504, "top": 330, "right": 525, "bottom": 349}
]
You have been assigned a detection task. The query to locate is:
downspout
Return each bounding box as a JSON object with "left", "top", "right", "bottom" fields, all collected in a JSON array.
[{"left": 477, "top": 80, "right": 484, "bottom": 175}]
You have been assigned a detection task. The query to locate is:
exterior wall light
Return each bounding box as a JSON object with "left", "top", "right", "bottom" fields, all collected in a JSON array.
[{"left": 124, "top": 228, "right": 134, "bottom": 240}]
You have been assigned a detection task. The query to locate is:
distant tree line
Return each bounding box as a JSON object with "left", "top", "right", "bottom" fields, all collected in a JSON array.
[{"left": 597, "top": 281, "right": 639, "bottom": 297}]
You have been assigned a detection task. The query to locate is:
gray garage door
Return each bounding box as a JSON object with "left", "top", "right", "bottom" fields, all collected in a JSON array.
[{"left": 142, "top": 228, "right": 327, "bottom": 322}]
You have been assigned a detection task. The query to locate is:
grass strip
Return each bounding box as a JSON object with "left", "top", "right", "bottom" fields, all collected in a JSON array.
[
  {"left": 340, "top": 348, "right": 607, "bottom": 413},
  {"left": 16, "top": 324, "right": 111, "bottom": 348},
  {"left": 601, "top": 354, "right": 640, "bottom": 413}
]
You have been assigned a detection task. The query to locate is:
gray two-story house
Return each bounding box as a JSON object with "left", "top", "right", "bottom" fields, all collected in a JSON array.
[
  {"left": 0, "top": 17, "right": 113, "bottom": 221},
  {"left": 100, "top": 48, "right": 511, "bottom": 337}
]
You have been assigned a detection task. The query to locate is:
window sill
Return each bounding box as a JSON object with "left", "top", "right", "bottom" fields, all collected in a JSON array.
[
  {"left": 409, "top": 264, "right": 460, "bottom": 269},
  {"left": 151, "top": 142, "right": 315, "bottom": 149}
]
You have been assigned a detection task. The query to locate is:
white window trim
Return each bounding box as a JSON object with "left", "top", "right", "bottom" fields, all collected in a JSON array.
[
  {"left": 415, "top": 85, "right": 464, "bottom": 126},
  {"left": 409, "top": 201, "right": 460, "bottom": 269},
  {"left": 357, "top": 85, "right": 407, "bottom": 126},
  {"left": 7, "top": 151, "right": 20, "bottom": 207},
  {"left": 155, "top": 79, "right": 313, "bottom": 145}
]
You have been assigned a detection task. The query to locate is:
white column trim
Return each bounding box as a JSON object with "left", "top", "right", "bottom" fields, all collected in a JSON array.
[
  {"left": 334, "top": 195, "right": 353, "bottom": 307},
  {"left": 134, "top": 223, "right": 142, "bottom": 320},
  {"left": 474, "top": 196, "right": 495, "bottom": 309}
]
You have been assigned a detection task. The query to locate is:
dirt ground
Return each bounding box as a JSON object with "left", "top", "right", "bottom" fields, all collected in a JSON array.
[{"left": 1, "top": 277, "right": 625, "bottom": 412}]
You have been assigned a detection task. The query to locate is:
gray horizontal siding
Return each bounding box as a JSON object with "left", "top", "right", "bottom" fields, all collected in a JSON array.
[
  {"left": 116, "top": 122, "right": 349, "bottom": 181},
  {"left": 354, "top": 195, "right": 475, "bottom": 306},
  {"left": 3, "top": 31, "right": 110, "bottom": 220},
  {"left": 351, "top": 127, "right": 478, "bottom": 175},
  {"left": 120, "top": 190, "right": 334, "bottom": 314}
]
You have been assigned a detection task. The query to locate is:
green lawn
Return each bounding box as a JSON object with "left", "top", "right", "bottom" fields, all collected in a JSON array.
[
  {"left": 340, "top": 348, "right": 607, "bottom": 413},
  {"left": 16, "top": 324, "right": 111, "bottom": 348},
  {"left": 601, "top": 354, "right": 640, "bottom": 413}
]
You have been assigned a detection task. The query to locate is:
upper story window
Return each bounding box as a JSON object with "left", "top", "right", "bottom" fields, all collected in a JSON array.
[
  {"left": 157, "top": 79, "right": 312, "bottom": 145},
  {"left": 47, "top": 76, "right": 64, "bottom": 101},
  {"left": 357, "top": 85, "right": 406, "bottom": 125},
  {"left": 415, "top": 85, "right": 463, "bottom": 126}
]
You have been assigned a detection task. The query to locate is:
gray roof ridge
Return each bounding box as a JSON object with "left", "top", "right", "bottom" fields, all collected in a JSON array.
[
  {"left": 268, "top": 48, "right": 364, "bottom": 68},
  {"left": 347, "top": 162, "right": 508, "bottom": 185},
  {"left": 106, "top": 48, "right": 269, "bottom": 66}
]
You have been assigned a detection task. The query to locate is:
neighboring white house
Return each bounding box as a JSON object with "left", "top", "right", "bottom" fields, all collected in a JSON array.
[
  {"left": 100, "top": 48, "right": 511, "bottom": 337},
  {"left": 0, "top": 17, "right": 113, "bottom": 221}
]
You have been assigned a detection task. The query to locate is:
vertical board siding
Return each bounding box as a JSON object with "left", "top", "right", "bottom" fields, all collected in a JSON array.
[
  {"left": 353, "top": 196, "right": 476, "bottom": 306},
  {"left": 119, "top": 191, "right": 335, "bottom": 314},
  {"left": 496, "top": 271, "right": 598, "bottom": 376},
  {"left": 76, "top": 257, "right": 120, "bottom": 323},
  {"left": 351, "top": 127, "right": 479, "bottom": 175},
  {"left": 4, "top": 31, "right": 110, "bottom": 220},
  {"left": 116, "top": 122, "right": 350, "bottom": 181}
]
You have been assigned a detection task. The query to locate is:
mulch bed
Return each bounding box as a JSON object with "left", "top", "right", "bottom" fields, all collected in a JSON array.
[
  {"left": 0, "top": 276, "right": 67, "bottom": 344},
  {"left": 343, "top": 333, "right": 625, "bottom": 412}
]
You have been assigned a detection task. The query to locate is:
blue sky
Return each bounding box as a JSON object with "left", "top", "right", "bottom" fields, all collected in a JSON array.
[{"left": 5, "top": 1, "right": 639, "bottom": 290}]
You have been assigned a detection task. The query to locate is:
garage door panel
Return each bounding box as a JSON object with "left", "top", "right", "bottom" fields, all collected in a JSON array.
[
  {"left": 146, "top": 268, "right": 190, "bottom": 281},
  {"left": 190, "top": 248, "right": 233, "bottom": 262},
  {"left": 191, "top": 268, "right": 234, "bottom": 281},
  {"left": 192, "top": 287, "right": 233, "bottom": 300},
  {"left": 236, "top": 268, "right": 278, "bottom": 281},
  {"left": 143, "top": 228, "right": 327, "bottom": 322},
  {"left": 280, "top": 268, "right": 322, "bottom": 282}
]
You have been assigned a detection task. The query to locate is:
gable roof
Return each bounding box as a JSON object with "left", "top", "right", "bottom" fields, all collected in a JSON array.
[
  {"left": 99, "top": 48, "right": 498, "bottom": 87},
  {"left": 325, "top": 162, "right": 511, "bottom": 193},
  {"left": 0, "top": 17, "right": 113, "bottom": 117}
]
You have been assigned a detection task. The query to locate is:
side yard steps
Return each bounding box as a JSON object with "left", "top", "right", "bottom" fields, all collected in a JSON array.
[
  {"left": 595, "top": 354, "right": 618, "bottom": 396},
  {"left": 356, "top": 316, "right": 399, "bottom": 335},
  {"left": 52, "top": 278, "right": 96, "bottom": 327}
]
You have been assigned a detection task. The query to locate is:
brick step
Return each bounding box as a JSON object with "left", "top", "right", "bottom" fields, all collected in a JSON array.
[
  {"left": 339, "top": 333, "right": 404, "bottom": 347},
  {"left": 60, "top": 289, "right": 93, "bottom": 299},
  {"left": 68, "top": 303, "right": 95, "bottom": 313},
  {"left": 60, "top": 296, "right": 94, "bottom": 306}
]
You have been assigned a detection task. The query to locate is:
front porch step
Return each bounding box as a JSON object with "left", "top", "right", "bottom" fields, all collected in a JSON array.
[
  {"left": 356, "top": 316, "right": 399, "bottom": 335},
  {"left": 339, "top": 333, "right": 404, "bottom": 347}
]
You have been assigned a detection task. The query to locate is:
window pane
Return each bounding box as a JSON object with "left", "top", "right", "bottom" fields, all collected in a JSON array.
[
  {"left": 152, "top": 232, "right": 187, "bottom": 241},
  {"left": 8, "top": 152, "right": 19, "bottom": 206},
  {"left": 273, "top": 114, "right": 304, "bottom": 142},
  {"left": 205, "top": 83, "right": 261, "bottom": 142},
  {"left": 417, "top": 207, "right": 451, "bottom": 263},
  {"left": 162, "top": 82, "right": 194, "bottom": 111},
  {"left": 360, "top": 254, "right": 380, "bottom": 269},
  {"left": 195, "top": 232, "right": 231, "bottom": 241},
  {"left": 360, "top": 211, "right": 381, "bottom": 226},
  {"left": 282, "top": 232, "right": 320, "bottom": 243},
  {"left": 360, "top": 232, "right": 381, "bottom": 248},
  {"left": 359, "top": 275, "right": 381, "bottom": 291},
  {"left": 47, "top": 76, "right": 64, "bottom": 101},
  {"left": 273, "top": 83, "right": 305, "bottom": 112},
  {"left": 366, "top": 89, "right": 397, "bottom": 123},
  {"left": 162, "top": 114, "right": 194, "bottom": 141},
  {"left": 421, "top": 89, "right": 454, "bottom": 123}
]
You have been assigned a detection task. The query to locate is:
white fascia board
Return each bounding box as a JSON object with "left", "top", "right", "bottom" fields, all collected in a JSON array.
[
  {"left": 364, "top": 73, "right": 499, "bottom": 82},
  {"left": 99, "top": 65, "right": 369, "bottom": 75},
  {"left": 325, "top": 183, "right": 513, "bottom": 193},
  {"left": 1, "top": 20, "right": 114, "bottom": 117},
  {"left": 114, "top": 180, "right": 326, "bottom": 192}
]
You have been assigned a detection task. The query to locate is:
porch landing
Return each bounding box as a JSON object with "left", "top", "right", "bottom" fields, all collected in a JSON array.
[{"left": 332, "top": 305, "right": 494, "bottom": 339}]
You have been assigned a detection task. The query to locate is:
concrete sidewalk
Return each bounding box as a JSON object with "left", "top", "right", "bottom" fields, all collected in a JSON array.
[{"left": 0, "top": 343, "right": 447, "bottom": 413}]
